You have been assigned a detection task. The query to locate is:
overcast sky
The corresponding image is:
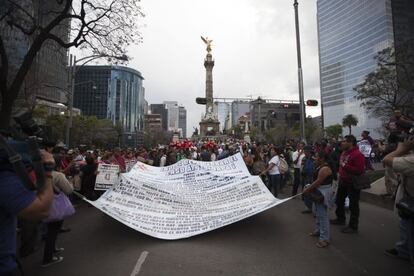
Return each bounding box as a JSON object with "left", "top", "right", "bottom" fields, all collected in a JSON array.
[{"left": 126, "top": 0, "right": 321, "bottom": 136}]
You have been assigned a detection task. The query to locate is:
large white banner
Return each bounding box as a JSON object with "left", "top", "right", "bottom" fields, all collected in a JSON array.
[{"left": 87, "top": 154, "right": 292, "bottom": 240}]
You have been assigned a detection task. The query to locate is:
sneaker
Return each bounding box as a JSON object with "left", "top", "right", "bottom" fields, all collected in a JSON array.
[
  {"left": 341, "top": 226, "right": 358, "bottom": 234},
  {"left": 384, "top": 248, "right": 409, "bottom": 260},
  {"left": 301, "top": 209, "right": 312, "bottom": 214},
  {"left": 54, "top": 247, "right": 64, "bottom": 254},
  {"left": 59, "top": 227, "right": 71, "bottom": 233},
  {"left": 42, "top": 256, "right": 64, "bottom": 267},
  {"left": 330, "top": 219, "right": 346, "bottom": 225}
]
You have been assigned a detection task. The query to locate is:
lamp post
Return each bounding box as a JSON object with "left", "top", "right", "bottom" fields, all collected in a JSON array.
[{"left": 294, "top": 0, "right": 306, "bottom": 142}]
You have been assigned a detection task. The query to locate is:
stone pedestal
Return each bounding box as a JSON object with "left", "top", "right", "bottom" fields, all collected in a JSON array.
[{"left": 199, "top": 119, "right": 220, "bottom": 137}]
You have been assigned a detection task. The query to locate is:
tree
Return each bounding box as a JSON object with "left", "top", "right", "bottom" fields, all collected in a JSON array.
[
  {"left": 354, "top": 41, "right": 414, "bottom": 121},
  {"left": 0, "top": 0, "right": 144, "bottom": 128},
  {"left": 324, "top": 124, "right": 342, "bottom": 139},
  {"left": 342, "top": 114, "right": 358, "bottom": 135}
]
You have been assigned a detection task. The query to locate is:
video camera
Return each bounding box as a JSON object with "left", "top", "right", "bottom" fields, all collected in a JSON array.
[{"left": 0, "top": 111, "right": 51, "bottom": 191}]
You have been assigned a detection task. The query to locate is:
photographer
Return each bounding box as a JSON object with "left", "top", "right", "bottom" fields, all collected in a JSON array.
[
  {"left": 383, "top": 136, "right": 414, "bottom": 270},
  {"left": 0, "top": 145, "right": 54, "bottom": 275}
]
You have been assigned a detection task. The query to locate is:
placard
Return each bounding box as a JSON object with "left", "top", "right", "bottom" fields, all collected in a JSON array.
[{"left": 95, "top": 163, "right": 120, "bottom": 190}]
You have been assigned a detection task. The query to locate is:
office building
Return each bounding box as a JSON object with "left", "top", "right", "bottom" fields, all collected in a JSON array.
[
  {"left": 178, "top": 106, "right": 187, "bottom": 138},
  {"left": 73, "top": 65, "right": 145, "bottom": 147},
  {"left": 317, "top": 0, "right": 413, "bottom": 137},
  {"left": 150, "top": 104, "right": 168, "bottom": 131},
  {"left": 214, "top": 102, "right": 231, "bottom": 133},
  {"left": 231, "top": 101, "right": 250, "bottom": 127},
  {"left": 164, "top": 101, "right": 179, "bottom": 133}
]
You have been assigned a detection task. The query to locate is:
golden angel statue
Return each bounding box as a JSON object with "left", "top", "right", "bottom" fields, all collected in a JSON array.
[{"left": 201, "top": 36, "right": 213, "bottom": 53}]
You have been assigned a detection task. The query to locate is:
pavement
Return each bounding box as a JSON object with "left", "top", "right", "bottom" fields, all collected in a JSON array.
[{"left": 19, "top": 191, "right": 413, "bottom": 276}]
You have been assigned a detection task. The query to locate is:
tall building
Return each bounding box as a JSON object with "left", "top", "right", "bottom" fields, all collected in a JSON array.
[
  {"left": 163, "top": 101, "right": 179, "bottom": 132},
  {"left": 178, "top": 106, "right": 187, "bottom": 138},
  {"left": 214, "top": 102, "right": 231, "bottom": 133},
  {"left": 231, "top": 101, "right": 250, "bottom": 127},
  {"left": 150, "top": 104, "right": 168, "bottom": 131},
  {"left": 1, "top": 0, "right": 70, "bottom": 110},
  {"left": 73, "top": 65, "right": 145, "bottom": 147},
  {"left": 317, "top": 0, "right": 409, "bottom": 138},
  {"left": 250, "top": 99, "right": 301, "bottom": 131}
]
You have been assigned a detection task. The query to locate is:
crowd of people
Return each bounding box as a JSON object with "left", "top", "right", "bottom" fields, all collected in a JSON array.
[{"left": 1, "top": 111, "right": 413, "bottom": 274}]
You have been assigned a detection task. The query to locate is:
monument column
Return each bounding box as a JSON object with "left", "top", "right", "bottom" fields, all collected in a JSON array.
[
  {"left": 204, "top": 53, "right": 214, "bottom": 115},
  {"left": 199, "top": 36, "right": 220, "bottom": 137}
]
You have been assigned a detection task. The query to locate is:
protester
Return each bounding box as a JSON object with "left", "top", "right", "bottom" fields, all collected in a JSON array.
[
  {"left": 0, "top": 147, "right": 54, "bottom": 275},
  {"left": 383, "top": 136, "right": 414, "bottom": 270},
  {"left": 301, "top": 146, "right": 315, "bottom": 213},
  {"left": 260, "top": 147, "right": 281, "bottom": 197},
  {"left": 42, "top": 169, "right": 74, "bottom": 267},
  {"left": 303, "top": 151, "right": 335, "bottom": 248},
  {"left": 359, "top": 130, "right": 374, "bottom": 171},
  {"left": 331, "top": 135, "right": 365, "bottom": 233},
  {"left": 292, "top": 142, "right": 305, "bottom": 196},
  {"left": 80, "top": 155, "right": 98, "bottom": 200}
]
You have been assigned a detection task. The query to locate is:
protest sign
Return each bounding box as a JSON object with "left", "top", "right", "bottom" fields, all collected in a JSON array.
[
  {"left": 87, "top": 154, "right": 292, "bottom": 239},
  {"left": 94, "top": 163, "right": 120, "bottom": 190},
  {"left": 358, "top": 140, "right": 372, "bottom": 157}
]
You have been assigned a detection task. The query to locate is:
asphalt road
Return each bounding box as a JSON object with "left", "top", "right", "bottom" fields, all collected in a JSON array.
[{"left": 20, "top": 194, "right": 413, "bottom": 276}]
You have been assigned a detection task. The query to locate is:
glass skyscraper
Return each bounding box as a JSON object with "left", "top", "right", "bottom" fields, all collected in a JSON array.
[
  {"left": 74, "top": 65, "right": 145, "bottom": 146},
  {"left": 317, "top": 0, "right": 395, "bottom": 137}
]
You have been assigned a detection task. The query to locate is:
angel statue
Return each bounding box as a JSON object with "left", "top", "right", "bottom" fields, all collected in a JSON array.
[{"left": 201, "top": 36, "right": 213, "bottom": 53}]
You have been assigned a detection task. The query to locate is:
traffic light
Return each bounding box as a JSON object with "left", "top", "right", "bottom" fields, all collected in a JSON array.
[
  {"left": 196, "top": 97, "right": 207, "bottom": 105},
  {"left": 306, "top": 100, "right": 318, "bottom": 106}
]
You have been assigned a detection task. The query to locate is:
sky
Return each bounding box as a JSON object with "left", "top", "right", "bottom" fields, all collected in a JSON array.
[{"left": 104, "top": 0, "right": 321, "bottom": 136}]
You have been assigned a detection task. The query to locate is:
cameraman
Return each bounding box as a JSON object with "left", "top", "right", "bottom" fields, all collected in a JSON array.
[
  {"left": 383, "top": 137, "right": 414, "bottom": 270},
  {"left": 0, "top": 147, "right": 54, "bottom": 276}
]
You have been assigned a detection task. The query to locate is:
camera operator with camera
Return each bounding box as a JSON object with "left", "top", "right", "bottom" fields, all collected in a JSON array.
[
  {"left": 0, "top": 144, "right": 54, "bottom": 275},
  {"left": 383, "top": 129, "right": 414, "bottom": 271}
]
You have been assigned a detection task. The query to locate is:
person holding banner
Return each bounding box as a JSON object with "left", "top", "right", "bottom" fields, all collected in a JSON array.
[
  {"left": 303, "top": 151, "right": 335, "bottom": 248},
  {"left": 260, "top": 147, "right": 281, "bottom": 197}
]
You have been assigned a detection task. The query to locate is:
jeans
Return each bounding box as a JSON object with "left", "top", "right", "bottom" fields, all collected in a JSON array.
[
  {"left": 268, "top": 174, "right": 281, "bottom": 197},
  {"left": 396, "top": 217, "right": 414, "bottom": 261},
  {"left": 315, "top": 201, "right": 330, "bottom": 241},
  {"left": 292, "top": 168, "right": 303, "bottom": 195},
  {"left": 335, "top": 181, "right": 361, "bottom": 229},
  {"left": 43, "top": 220, "right": 64, "bottom": 263}
]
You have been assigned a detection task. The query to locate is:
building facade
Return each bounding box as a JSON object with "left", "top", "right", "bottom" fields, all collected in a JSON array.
[
  {"left": 164, "top": 101, "right": 179, "bottom": 133},
  {"left": 73, "top": 65, "right": 145, "bottom": 147},
  {"left": 150, "top": 104, "right": 168, "bottom": 131},
  {"left": 250, "top": 100, "right": 301, "bottom": 131},
  {"left": 1, "top": 0, "right": 70, "bottom": 111},
  {"left": 231, "top": 101, "right": 250, "bottom": 128},
  {"left": 178, "top": 106, "right": 187, "bottom": 138},
  {"left": 214, "top": 102, "right": 231, "bottom": 133},
  {"left": 317, "top": 0, "right": 397, "bottom": 138}
]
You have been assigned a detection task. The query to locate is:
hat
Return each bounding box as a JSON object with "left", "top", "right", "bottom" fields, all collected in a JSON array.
[{"left": 67, "top": 149, "right": 74, "bottom": 154}]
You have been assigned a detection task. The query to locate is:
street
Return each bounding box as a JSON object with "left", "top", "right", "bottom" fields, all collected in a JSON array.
[{"left": 20, "top": 194, "right": 412, "bottom": 276}]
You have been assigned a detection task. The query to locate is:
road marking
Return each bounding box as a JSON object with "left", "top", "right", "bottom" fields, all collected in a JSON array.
[{"left": 130, "top": 251, "right": 149, "bottom": 276}]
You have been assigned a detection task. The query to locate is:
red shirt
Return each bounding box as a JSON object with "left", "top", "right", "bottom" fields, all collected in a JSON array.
[{"left": 339, "top": 146, "right": 365, "bottom": 184}]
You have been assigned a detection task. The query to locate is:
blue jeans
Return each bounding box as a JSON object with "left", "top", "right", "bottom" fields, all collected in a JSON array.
[
  {"left": 396, "top": 217, "right": 414, "bottom": 261},
  {"left": 268, "top": 174, "right": 281, "bottom": 197},
  {"left": 315, "top": 201, "right": 330, "bottom": 241}
]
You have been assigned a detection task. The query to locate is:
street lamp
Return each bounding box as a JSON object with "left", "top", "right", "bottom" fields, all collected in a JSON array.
[{"left": 293, "top": 0, "right": 306, "bottom": 143}]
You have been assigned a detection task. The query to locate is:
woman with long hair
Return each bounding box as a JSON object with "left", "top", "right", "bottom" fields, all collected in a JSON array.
[
  {"left": 303, "top": 150, "right": 336, "bottom": 248},
  {"left": 260, "top": 147, "right": 281, "bottom": 197}
]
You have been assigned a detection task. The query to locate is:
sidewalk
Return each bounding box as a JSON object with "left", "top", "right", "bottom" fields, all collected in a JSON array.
[{"left": 360, "top": 176, "right": 394, "bottom": 210}]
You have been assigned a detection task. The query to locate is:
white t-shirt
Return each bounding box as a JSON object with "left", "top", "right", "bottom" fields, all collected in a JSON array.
[
  {"left": 292, "top": 151, "right": 305, "bottom": 169},
  {"left": 160, "top": 155, "right": 167, "bottom": 167},
  {"left": 268, "top": 155, "right": 280, "bottom": 175}
]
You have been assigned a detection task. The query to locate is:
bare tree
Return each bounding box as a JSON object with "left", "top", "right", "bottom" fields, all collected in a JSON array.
[{"left": 0, "top": 0, "right": 144, "bottom": 128}]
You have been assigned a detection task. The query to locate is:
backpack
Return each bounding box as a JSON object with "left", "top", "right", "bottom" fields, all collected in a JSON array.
[{"left": 278, "top": 156, "right": 289, "bottom": 174}]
